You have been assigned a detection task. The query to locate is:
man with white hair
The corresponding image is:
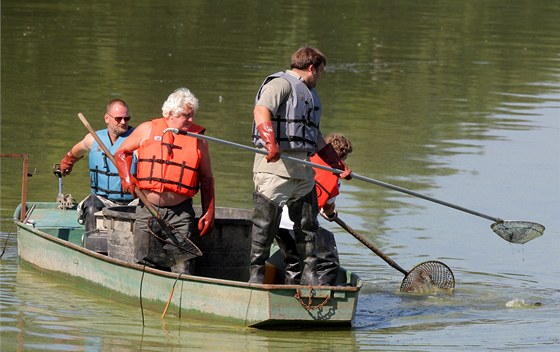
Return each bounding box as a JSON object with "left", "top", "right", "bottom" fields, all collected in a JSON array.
[{"left": 114, "top": 87, "right": 215, "bottom": 274}]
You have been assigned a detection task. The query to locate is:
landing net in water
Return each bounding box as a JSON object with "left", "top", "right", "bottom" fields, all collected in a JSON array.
[{"left": 400, "top": 261, "right": 455, "bottom": 294}]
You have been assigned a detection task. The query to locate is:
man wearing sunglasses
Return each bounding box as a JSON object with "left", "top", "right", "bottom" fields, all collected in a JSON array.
[{"left": 59, "top": 99, "right": 136, "bottom": 233}]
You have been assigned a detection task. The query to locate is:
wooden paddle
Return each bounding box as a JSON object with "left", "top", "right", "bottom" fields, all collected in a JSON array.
[{"left": 78, "top": 113, "right": 202, "bottom": 257}]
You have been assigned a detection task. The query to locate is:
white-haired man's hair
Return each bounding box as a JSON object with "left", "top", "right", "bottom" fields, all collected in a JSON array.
[{"left": 161, "top": 87, "right": 199, "bottom": 118}]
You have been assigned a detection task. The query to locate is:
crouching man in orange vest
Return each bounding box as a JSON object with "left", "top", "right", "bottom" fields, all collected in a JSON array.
[
  {"left": 114, "top": 87, "right": 215, "bottom": 274},
  {"left": 276, "top": 133, "right": 353, "bottom": 285}
]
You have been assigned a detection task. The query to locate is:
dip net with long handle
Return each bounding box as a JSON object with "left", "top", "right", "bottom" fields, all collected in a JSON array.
[
  {"left": 400, "top": 261, "right": 455, "bottom": 293},
  {"left": 162, "top": 129, "right": 546, "bottom": 246}
]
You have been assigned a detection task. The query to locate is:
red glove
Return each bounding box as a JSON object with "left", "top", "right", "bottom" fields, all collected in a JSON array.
[
  {"left": 59, "top": 151, "right": 82, "bottom": 176},
  {"left": 198, "top": 176, "right": 215, "bottom": 236},
  {"left": 317, "top": 143, "right": 352, "bottom": 180},
  {"left": 114, "top": 149, "right": 138, "bottom": 194},
  {"left": 256, "top": 121, "right": 280, "bottom": 162}
]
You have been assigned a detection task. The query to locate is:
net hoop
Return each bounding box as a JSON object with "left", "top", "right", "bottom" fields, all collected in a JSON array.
[
  {"left": 400, "top": 260, "right": 455, "bottom": 293},
  {"left": 491, "top": 221, "right": 544, "bottom": 244}
]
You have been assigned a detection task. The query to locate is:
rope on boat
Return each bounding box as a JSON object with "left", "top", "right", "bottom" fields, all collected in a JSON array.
[
  {"left": 161, "top": 273, "right": 184, "bottom": 319},
  {"left": 294, "top": 287, "right": 331, "bottom": 311}
]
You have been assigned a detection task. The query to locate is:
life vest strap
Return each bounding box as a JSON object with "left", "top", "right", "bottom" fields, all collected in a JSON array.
[
  {"left": 136, "top": 176, "right": 198, "bottom": 192},
  {"left": 138, "top": 158, "right": 197, "bottom": 172}
]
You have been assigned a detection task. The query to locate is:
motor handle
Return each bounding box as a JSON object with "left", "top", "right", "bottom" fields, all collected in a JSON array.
[{"left": 53, "top": 163, "right": 63, "bottom": 178}]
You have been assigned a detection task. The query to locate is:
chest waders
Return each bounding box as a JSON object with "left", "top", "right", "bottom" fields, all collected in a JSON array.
[
  {"left": 287, "top": 189, "right": 320, "bottom": 286},
  {"left": 248, "top": 192, "right": 283, "bottom": 284},
  {"left": 248, "top": 190, "right": 321, "bottom": 286}
]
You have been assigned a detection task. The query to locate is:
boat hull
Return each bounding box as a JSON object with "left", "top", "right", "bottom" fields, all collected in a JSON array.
[{"left": 15, "top": 203, "right": 361, "bottom": 328}]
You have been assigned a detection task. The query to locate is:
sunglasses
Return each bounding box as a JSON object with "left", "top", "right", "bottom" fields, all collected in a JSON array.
[{"left": 107, "top": 113, "right": 131, "bottom": 123}]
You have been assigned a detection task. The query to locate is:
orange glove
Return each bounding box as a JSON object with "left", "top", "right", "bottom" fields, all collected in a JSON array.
[
  {"left": 59, "top": 151, "right": 82, "bottom": 176},
  {"left": 256, "top": 121, "right": 280, "bottom": 162},
  {"left": 317, "top": 143, "right": 352, "bottom": 180},
  {"left": 114, "top": 149, "right": 138, "bottom": 194},
  {"left": 198, "top": 176, "right": 215, "bottom": 236}
]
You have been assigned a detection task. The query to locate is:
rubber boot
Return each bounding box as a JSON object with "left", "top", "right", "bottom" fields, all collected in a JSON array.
[
  {"left": 275, "top": 228, "right": 301, "bottom": 285},
  {"left": 315, "top": 227, "right": 340, "bottom": 285},
  {"left": 288, "top": 190, "right": 320, "bottom": 286},
  {"left": 295, "top": 238, "right": 319, "bottom": 286},
  {"left": 248, "top": 192, "right": 282, "bottom": 283}
]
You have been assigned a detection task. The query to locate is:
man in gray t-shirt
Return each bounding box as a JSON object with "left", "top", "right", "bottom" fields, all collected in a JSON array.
[{"left": 248, "top": 46, "right": 351, "bottom": 285}]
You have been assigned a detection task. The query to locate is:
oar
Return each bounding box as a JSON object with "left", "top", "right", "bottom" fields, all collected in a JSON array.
[
  {"left": 163, "top": 128, "right": 544, "bottom": 245},
  {"left": 78, "top": 113, "right": 202, "bottom": 257},
  {"left": 331, "top": 214, "right": 454, "bottom": 293}
]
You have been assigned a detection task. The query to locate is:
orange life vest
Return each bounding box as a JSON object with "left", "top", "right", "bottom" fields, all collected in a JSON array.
[
  {"left": 136, "top": 118, "right": 204, "bottom": 197},
  {"left": 311, "top": 154, "right": 340, "bottom": 208}
]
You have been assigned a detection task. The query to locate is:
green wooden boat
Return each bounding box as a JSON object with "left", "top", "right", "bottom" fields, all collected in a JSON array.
[{"left": 14, "top": 201, "right": 362, "bottom": 328}]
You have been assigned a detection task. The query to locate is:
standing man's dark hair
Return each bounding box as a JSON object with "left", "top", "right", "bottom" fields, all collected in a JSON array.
[{"left": 290, "top": 46, "right": 327, "bottom": 70}]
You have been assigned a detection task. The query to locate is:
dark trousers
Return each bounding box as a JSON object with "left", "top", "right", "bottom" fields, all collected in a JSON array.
[
  {"left": 134, "top": 199, "right": 198, "bottom": 273},
  {"left": 276, "top": 227, "right": 340, "bottom": 285}
]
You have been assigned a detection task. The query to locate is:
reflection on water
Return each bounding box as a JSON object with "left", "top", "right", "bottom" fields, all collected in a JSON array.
[
  {"left": 2, "top": 0, "right": 559, "bottom": 350},
  {"left": 2, "top": 242, "right": 361, "bottom": 351}
]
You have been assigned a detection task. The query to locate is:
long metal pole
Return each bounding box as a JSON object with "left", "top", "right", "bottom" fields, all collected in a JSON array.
[{"left": 165, "top": 128, "right": 502, "bottom": 223}]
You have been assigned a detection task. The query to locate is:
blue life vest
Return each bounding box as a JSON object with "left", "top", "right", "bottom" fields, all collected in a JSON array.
[
  {"left": 252, "top": 71, "right": 322, "bottom": 153},
  {"left": 89, "top": 128, "right": 136, "bottom": 203}
]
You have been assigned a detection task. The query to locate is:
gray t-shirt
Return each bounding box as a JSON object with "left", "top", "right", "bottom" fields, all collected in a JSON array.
[{"left": 255, "top": 72, "right": 293, "bottom": 115}]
